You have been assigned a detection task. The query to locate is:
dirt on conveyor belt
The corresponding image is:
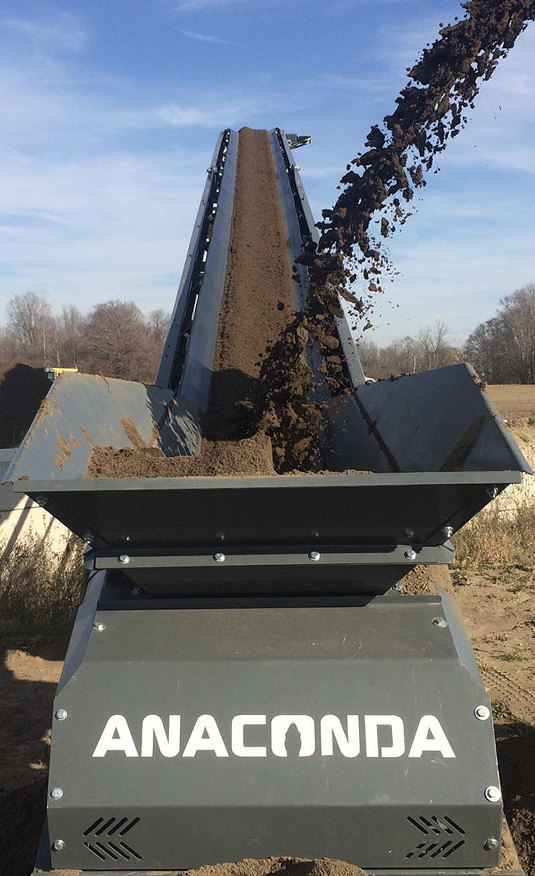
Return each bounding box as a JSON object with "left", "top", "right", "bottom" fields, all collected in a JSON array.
[{"left": 85, "top": 128, "right": 319, "bottom": 479}]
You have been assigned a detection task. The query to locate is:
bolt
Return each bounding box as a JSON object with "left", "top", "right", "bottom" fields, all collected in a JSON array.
[
  {"left": 52, "top": 839, "right": 65, "bottom": 851},
  {"left": 50, "top": 787, "right": 63, "bottom": 800},
  {"left": 36, "top": 495, "right": 47, "bottom": 507},
  {"left": 443, "top": 526, "right": 454, "bottom": 539},
  {"left": 393, "top": 582, "right": 404, "bottom": 592},
  {"left": 404, "top": 549, "right": 417, "bottom": 560},
  {"left": 432, "top": 616, "right": 448, "bottom": 628},
  {"left": 484, "top": 837, "right": 499, "bottom": 851},
  {"left": 118, "top": 554, "right": 130, "bottom": 565},
  {"left": 474, "top": 705, "right": 491, "bottom": 721},
  {"left": 487, "top": 486, "right": 499, "bottom": 499},
  {"left": 131, "top": 586, "right": 141, "bottom": 596},
  {"left": 54, "top": 708, "right": 68, "bottom": 721},
  {"left": 92, "top": 621, "right": 106, "bottom": 632},
  {"left": 484, "top": 785, "right": 502, "bottom": 803},
  {"left": 213, "top": 552, "right": 226, "bottom": 563},
  {"left": 83, "top": 532, "right": 93, "bottom": 544},
  {"left": 405, "top": 528, "right": 415, "bottom": 538},
  {"left": 308, "top": 550, "right": 321, "bottom": 562}
]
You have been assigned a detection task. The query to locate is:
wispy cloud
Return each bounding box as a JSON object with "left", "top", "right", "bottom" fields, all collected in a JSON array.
[
  {"left": 1, "top": 11, "right": 87, "bottom": 53},
  {"left": 179, "top": 27, "right": 236, "bottom": 45}
]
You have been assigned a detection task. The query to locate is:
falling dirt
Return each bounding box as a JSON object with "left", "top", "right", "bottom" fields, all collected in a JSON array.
[
  {"left": 0, "top": 364, "right": 51, "bottom": 449},
  {"left": 259, "top": 1, "right": 535, "bottom": 469}
]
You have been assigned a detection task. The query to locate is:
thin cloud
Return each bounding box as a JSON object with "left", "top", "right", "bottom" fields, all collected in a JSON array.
[
  {"left": 179, "top": 28, "right": 237, "bottom": 45},
  {"left": 1, "top": 12, "right": 87, "bottom": 53}
]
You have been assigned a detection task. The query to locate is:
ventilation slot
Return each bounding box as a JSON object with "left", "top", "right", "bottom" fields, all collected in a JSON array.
[
  {"left": 406, "top": 815, "right": 465, "bottom": 860},
  {"left": 83, "top": 815, "right": 142, "bottom": 862}
]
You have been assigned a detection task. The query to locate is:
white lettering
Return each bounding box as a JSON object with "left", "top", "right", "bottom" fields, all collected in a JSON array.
[
  {"left": 320, "top": 715, "right": 360, "bottom": 757},
  {"left": 141, "top": 715, "right": 181, "bottom": 758},
  {"left": 182, "top": 715, "right": 229, "bottom": 758},
  {"left": 365, "top": 715, "right": 405, "bottom": 757},
  {"left": 231, "top": 715, "right": 267, "bottom": 757},
  {"left": 92, "top": 715, "right": 139, "bottom": 758},
  {"left": 408, "top": 715, "right": 455, "bottom": 758},
  {"left": 271, "top": 715, "right": 315, "bottom": 757}
]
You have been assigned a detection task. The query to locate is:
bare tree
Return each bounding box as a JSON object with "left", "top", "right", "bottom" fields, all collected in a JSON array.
[
  {"left": 6, "top": 292, "right": 52, "bottom": 366},
  {"left": 464, "top": 284, "right": 535, "bottom": 383},
  {"left": 60, "top": 304, "right": 84, "bottom": 366},
  {"left": 80, "top": 300, "right": 154, "bottom": 382}
]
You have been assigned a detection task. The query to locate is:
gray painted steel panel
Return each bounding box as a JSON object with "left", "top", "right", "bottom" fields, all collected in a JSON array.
[{"left": 45, "top": 596, "right": 501, "bottom": 871}]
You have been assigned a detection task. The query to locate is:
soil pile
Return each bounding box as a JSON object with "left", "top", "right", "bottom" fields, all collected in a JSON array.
[
  {"left": 0, "top": 364, "right": 50, "bottom": 449},
  {"left": 187, "top": 858, "right": 367, "bottom": 876},
  {"left": 86, "top": 435, "right": 276, "bottom": 478}
]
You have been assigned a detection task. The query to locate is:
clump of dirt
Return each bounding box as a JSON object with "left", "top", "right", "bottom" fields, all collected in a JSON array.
[
  {"left": 186, "top": 858, "right": 368, "bottom": 876},
  {"left": 85, "top": 435, "right": 276, "bottom": 478},
  {"left": 0, "top": 364, "right": 51, "bottom": 448}
]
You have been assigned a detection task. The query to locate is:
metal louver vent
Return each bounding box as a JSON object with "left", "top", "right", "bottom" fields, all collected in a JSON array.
[
  {"left": 406, "top": 814, "right": 466, "bottom": 859},
  {"left": 83, "top": 815, "right": 142, "bottom": 862}
]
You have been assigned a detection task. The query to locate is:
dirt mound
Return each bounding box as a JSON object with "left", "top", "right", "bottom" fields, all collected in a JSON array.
[
  {"left": 0, "top": 364, "right": 51, "bottom": 449},
  {"left": 187, "top": 858, "right": 367, "bottom": 876},
  {"left": 86, "top": 435, "right": 276, "bottom": 478},
  {"left": 400, "top": 564, "right": 455, "bottom": 596}
]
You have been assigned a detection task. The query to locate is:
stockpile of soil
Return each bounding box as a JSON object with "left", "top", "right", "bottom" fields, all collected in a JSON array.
[
  {"left": 86, "top": 435, "right": 276, "bottom": 478},
  {"left": 0, "top": 364, "right": 51, "bottom": 449},
  {"left": 187, "top": 859, "right": 367, "bottom": 876}
]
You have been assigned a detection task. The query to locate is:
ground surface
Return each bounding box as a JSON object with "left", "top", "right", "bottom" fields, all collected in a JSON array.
[{"left": 486, "top": 385, "right": 535, "bottom": 421}]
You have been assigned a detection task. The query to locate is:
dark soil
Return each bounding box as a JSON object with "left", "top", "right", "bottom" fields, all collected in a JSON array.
[
  {"left": 259, "top": 2, "right": 535, "bottom": 469},
  {"left": 0, "top": 364, "right": 51, "bottom": 449}
]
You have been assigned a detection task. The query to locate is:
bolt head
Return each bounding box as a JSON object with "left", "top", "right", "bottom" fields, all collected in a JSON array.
[
  {"left": 443, "top": 526, "right": 454, "bottom": 539},
  {"left": 487, "top": 486, "right": 499, "bottom": 499},
  {"left": 405, "top": 528, "right": 415, "bottom": 538},
  {"left": 432, "top": 616, "right": 448, "bottom": 628},
  {"left": 393, "top": 582, "right": 404, "bottom": 592},
  {"left": 83, "top": 532, "right": 93, "bottom": 544},
  {"left": 484, "top": 785, "right": 502, "bottom": 803},
  {"left": 484, "top": 837, "right": 499, "bottom": 851},
  {"left": 308, "top": 550, "right": 321, "bottom": 562},
  {"left": 54, "top": 708, "right": 68, "bottom": 721},
  {"left": 404, "top": 549, "right": 417, "bottom": 560},
  {"left": 36, "top": 495, "right": 47, "bottom": 507},
  {"left": 92, "top": 621, "right": 106, "bottom": 632},
  {"left": 118, "top": 554, "right": 130, "bottom": 565},
  {"left": 50, "top": 787, "right": 63, "bottom": 800},
  {"left": 474, "top": 705, "right": 491, "bottom": 721},
  {"left": 213, "top": 552, "right": 226, "bottom": 563},
  {"left": 52, "top": 839, "right": 65, "bottom": 851}
]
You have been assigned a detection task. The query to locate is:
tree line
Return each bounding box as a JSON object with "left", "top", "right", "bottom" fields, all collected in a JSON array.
[
  {"left": 0, "top": 293, "right": 171, "bottom": 384},
  {"left": 1, "top": 284, "right": 534, "bottom": 385}
]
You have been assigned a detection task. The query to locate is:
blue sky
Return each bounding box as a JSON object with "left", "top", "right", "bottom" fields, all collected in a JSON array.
[{"left": 0, "top": 0, "right": 534, "bottom": 347}]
